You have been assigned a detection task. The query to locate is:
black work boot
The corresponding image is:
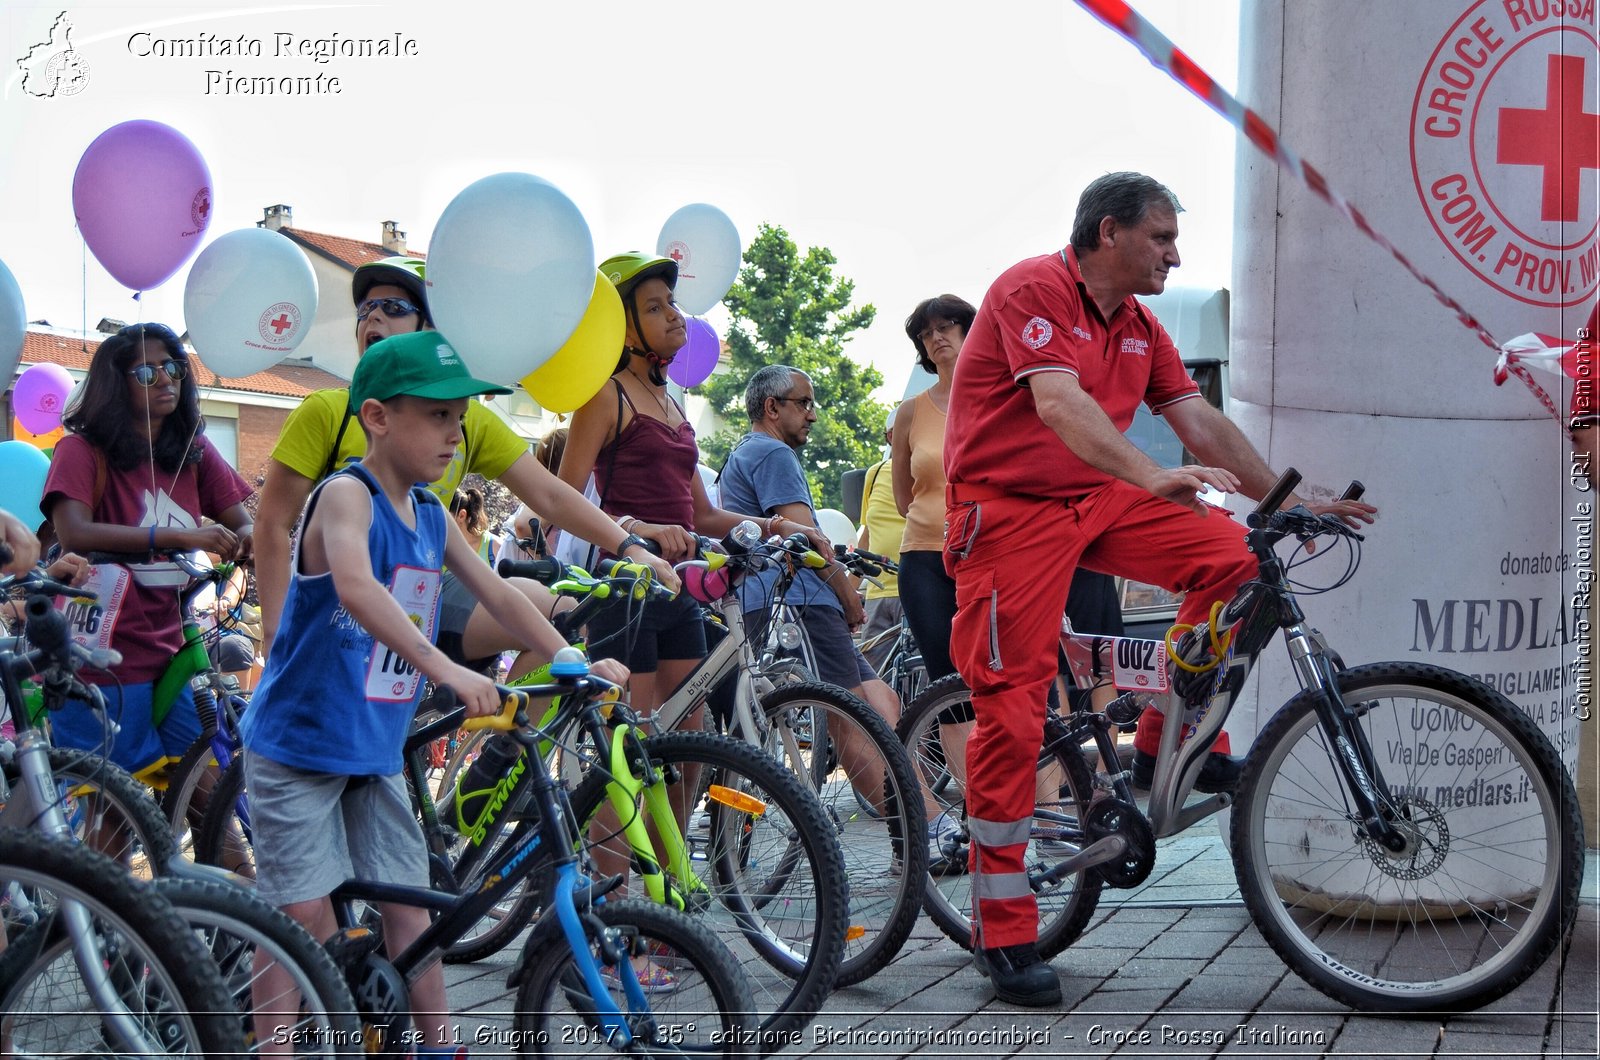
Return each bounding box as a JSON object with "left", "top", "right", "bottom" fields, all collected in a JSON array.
[{"left": 974, "top": 942, "right": 1061, "bottom": 1007}]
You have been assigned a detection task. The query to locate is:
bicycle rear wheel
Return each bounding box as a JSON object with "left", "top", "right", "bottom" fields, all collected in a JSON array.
[
  {"left": 898, "top": 674, "right": 1103, "bottom": 955},
  {"left": 1232, "top": 662, "right": 1584, "bottom": 1012},
  {"left": 757, "top": 680, "right": 924, "bottom": 985},
  {"left": 511, "top": 898, "right": 756, "bottom": 1058},
  {"left": 566, "top": 730, "right": 846, "bottom": 1044},
  {"left": 154, "top": 876, "right": 363, "bottom": 1056},
  {"left": 0, "top": 830, "right": 247, "bottom": 1057}
]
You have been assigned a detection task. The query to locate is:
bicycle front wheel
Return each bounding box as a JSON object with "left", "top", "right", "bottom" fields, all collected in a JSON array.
[
  {"left": 0, "top": 830, "right": 247, "bottom": 1057},
  {"left": 898, "top": 674, "right": 1103, "bottom": 955},
  {"left": 566, "top": 730, "right": 846, "bottom": 1045},
  {"left": 5, "top": 747, "right": 180, "bottom": 879},
  {"left": 1232, "top": 661, "right": 1584, "bottom": 1012},
  {"left": 757, "top": 680, "right": 925, "bottom": 985},
  {"left": 511, "top": 898, "right": 756, "bottom": 1058}
]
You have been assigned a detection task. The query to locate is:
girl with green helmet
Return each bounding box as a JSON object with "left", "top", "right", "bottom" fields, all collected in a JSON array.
[{"left": 557, "top": 253, "right": 814, "bottom": 718}]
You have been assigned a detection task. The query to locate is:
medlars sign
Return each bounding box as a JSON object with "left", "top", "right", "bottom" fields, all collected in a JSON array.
[{"left": 1410, "top": 0, "right": 1598, "bottom": 308}]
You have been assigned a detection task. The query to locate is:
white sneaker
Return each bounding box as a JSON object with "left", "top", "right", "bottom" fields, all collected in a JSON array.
[{"left": 927, "top": 810, "right": 966, "bottom": 877}]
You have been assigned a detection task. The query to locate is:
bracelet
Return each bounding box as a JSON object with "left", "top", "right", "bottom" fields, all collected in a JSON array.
[
  {"left": 147, "top": 525, "right": 158, "bottom": 553},
  {"left": 766, "top": 515, "right": 781, "bottom": 537},
  {"left": 618, "top": 516, "right": 637, "bottom": 533}
]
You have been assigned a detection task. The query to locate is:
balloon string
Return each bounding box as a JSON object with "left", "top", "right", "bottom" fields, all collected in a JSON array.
[{"left": 1071, "top": 0, "right": 1561, "bottom": 422}]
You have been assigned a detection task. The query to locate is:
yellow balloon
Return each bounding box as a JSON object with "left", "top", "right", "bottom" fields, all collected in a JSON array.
[
  {"left": 12, "top": 417, "right": 64, "bottom": 450},
  {"left": 522, "top": 271, "right": 624, "bottom": 413}
]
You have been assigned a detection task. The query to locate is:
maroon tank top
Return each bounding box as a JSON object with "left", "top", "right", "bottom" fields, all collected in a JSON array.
[{"left": 595, "top": 380, "right": 699, "bottom": 531}]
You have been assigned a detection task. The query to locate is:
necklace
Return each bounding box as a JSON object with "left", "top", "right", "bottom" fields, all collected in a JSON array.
[{"left": 627, "top": 367, "right": 675, "bottom": 421}]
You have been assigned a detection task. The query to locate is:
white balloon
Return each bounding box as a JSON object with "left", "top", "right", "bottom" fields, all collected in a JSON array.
[
  {"left": 814, "top": 508, "right": 858, "bottom": 549},
  {"left": 657, "top": 204, "right": 741, "bottom": 316},
  {"left": 428, "top": 172, "right": 595, "bottom": 387},
  {"left": 0, "top": 257, "right": 25, "bottom": 387},
  {"left": 183, "top": 228, "right": 318, "bottom": 378}
]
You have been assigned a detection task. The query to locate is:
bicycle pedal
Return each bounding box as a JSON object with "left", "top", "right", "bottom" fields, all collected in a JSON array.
[{"left": 324, "top": 923, "right": 384, "bottom": 968}]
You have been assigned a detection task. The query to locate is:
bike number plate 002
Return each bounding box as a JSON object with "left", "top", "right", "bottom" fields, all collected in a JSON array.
[{"left": 1110, "top": 637, "right": 1169, "bottom": 693}]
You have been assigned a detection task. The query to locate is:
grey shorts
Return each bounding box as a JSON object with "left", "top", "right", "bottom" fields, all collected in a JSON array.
[
  {"left": 242, "top": 751, "right": 428, "bottom": 907},
  {"left": 747, "top": 605, "right": 877, "bottom": 691}
]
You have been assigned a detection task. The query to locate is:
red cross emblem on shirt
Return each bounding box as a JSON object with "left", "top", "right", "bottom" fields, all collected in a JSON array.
[{"left": 1498, "top": 54, "right": 1599, "bottom": 223}]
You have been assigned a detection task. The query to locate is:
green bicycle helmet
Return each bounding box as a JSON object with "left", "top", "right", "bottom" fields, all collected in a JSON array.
[
  {"left": 352, "top": 256, "right": 430, "bottom": 324},
  {"left": 601, "top": 252, "right": 681, "bottom": 383}
]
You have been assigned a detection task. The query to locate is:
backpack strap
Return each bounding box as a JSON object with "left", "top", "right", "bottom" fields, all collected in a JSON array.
[{"left": 320, "top": 406, "right": 356, "bottom": 483}]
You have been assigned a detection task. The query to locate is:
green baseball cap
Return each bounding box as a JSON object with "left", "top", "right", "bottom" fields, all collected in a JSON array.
[{"left": 349, "top": 331, "right": 512, "bottom": 407}]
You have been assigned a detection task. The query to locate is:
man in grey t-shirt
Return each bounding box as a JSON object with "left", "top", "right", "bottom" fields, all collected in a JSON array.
[{"left": 720, "top": 364, "right": 961, "bottom": 872}]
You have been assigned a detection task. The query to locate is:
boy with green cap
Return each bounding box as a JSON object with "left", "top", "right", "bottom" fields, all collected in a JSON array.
[{"left": 241, "top": 331, "right": 629, "bottom": 1057}]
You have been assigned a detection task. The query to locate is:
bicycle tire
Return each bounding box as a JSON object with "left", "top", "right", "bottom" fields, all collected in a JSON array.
[
  {"left": 0, "top": 829, "right": 247, "bottom": 1058},
  {"left": 566, "top": 729, "right": 846, "bottom": 1042},
  {"left": 1231, "top": 661, "right": 1584, "bottom": 1012},
  {"left": 4, "top": 746, "right": 181, "bottom": 879},
  {"left": 510, "top": 898, "right": 756, "bottom": 1058},
  {"left": 898, "top": 673, "right": 1103, "bottom": 955},
  {"left": 194, "top": 755, "right": 256, "bottom": 877},
  {"left": 756, "top": 680, "right": 925, "bottom": 985},
  {"left": 153, "top": 876, "right": 363, "bottom": 1057}
]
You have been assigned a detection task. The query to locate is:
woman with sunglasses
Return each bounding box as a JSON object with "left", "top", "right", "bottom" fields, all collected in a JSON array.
[
  {"left": 41, "top": 322, "right": 254, "bottom": 779},
  {"left": 255, "top": 257, "right": 676, "bottom": 680}
]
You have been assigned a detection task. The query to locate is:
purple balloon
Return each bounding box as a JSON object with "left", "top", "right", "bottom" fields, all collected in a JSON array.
[
  {"left": 72, "top": 120, "right": 212, "bottom": 291},
  {"left": 13, "top": 362, "right": 73, "bottom": 435},
  {"left": 668, "top": 317, "right": 720, "bottom": 389}
]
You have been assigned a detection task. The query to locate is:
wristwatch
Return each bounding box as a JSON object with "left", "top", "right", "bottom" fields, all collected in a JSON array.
[{"left": 617, "top": 533, "right": 651, "bottom": 556}]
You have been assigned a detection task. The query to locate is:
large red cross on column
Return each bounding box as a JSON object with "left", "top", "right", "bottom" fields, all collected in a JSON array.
[{"left": 1498, "top": 53, "right": 1599, "bottom": 223}]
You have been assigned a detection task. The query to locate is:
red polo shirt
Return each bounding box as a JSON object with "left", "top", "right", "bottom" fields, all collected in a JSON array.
[{"left": 945, "top": 247, "right": 1200, "bottom": 499}]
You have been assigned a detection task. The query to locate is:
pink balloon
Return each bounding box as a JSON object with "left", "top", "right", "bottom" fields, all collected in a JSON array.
[
  {"left": 13, "top": 362, "right": 73, "bottom": 435},
  {"left": 72, "top": 120, "right": 212, "bottom": 291},
  {"left": 667, "top": 317, "right": 720, "bottom": 388}
]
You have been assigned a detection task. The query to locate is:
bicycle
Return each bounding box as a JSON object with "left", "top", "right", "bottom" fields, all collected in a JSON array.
[
  {"left": 506, "top": 524, "right": 929, "bottom": 986},
  {"left": 403, "top": 555, "right": 845, "bottom": 1049},
  {"left": 849, "top": 549, "right": 928, "bottom": 709},
  {"left": 0, "top": 558, "right": 247, "bottom": 1057},
  {"left": 894, "top": 469, "right": 1583, "bottom": 1012},
  {"left": 319, "top": 654, "right": 755, "bottom": 1057}
]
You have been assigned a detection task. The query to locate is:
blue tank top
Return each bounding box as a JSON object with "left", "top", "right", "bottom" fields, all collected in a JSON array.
[{"left": 242, "top": 463, "right": 447, "bottom": 776}]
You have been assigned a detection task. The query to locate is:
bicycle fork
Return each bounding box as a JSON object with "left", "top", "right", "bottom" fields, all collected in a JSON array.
[
  {"left": 1, "top": 730, "right": 168, "bottom": 1056},
  {"left": 599, "top": 725, "right": 707, "bottom": 912},
  {"left": 1284, "top": 626, "right": 1409, "bottom": 853}
]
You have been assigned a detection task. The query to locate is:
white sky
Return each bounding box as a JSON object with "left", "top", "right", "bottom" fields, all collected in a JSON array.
[{"left": 1, "top": 0, "right": 1240, "bottom": 400}]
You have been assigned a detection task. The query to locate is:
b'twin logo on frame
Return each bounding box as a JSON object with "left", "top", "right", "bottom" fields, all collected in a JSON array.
[{"left": 1410, "top": 0, "right": 1598, "bottom": 309}]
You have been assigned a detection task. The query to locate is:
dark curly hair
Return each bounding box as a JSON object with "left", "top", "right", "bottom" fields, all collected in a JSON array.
[
  {"left": 904, "top": 294, "right": 977, "bottom": 373},
  {"left": 62, "top": 323, "right": 204, "bottom": 473}
]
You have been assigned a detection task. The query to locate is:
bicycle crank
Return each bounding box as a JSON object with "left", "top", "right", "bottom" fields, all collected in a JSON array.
[{"left": 1084, "top": 798, "right": 1156, "bottom": 888}]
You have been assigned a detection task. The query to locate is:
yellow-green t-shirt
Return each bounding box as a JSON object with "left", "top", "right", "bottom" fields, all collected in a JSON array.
[
  {"left": 859, "top": 459, "right": 902, "bottom": 600},
  {"left": 271, "top": 388, "right": 527, "bottom": 502}
]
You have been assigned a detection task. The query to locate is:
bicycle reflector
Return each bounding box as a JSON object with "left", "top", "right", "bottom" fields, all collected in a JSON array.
[{"left": 707, "top": 784, "right": 767, "bottom": 817}]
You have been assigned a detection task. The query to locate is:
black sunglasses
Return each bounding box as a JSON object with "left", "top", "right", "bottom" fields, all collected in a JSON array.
[
  {"left": 128, "top": 360, "right": 188, "bottom": 387},
  {"left": 356, "top": 297, "right": 421, "bottom": 322}
]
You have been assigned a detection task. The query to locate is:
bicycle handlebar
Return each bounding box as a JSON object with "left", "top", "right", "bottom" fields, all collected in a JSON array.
[{"left": 1253, "top": 467, "right": 1302, "bottom": 519}]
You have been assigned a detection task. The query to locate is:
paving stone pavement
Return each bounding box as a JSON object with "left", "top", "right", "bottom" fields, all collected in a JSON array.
[{"left": 444, "top": 831, "right": 1600, "bottom": 1059}]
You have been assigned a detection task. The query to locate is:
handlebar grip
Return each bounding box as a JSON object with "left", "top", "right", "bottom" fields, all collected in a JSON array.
[
  {"left": 853, "top": 546, "right": 892, "bottom": 566},
  {"left": 1254, "top": 467, "right": 1301, "bottom": 518},
  {"left": 1339, "top": 480, "right": 1366, "bottom": 502},
  {"left": 497, "top": 557, "right": 565, "bottom": 584},
  {"left": 801, "top": 550, "right": 827, "bottom": 569},
  {"left": 23, "top": 596, "right": 72, "bottom": 655},
  {"left": 461, "top": 688, "right": 529, "bottom": 732}
]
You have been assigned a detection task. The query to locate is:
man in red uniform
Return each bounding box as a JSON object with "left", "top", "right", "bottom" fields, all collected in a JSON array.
[{"left": 943, "top": 172, "right": 1376, "bottom": 1005}]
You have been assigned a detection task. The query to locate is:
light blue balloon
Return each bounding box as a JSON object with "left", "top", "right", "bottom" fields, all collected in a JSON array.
[
  {"left": 0, "top": 439, "right": 52, "bottom": 527},
  {"left": 0, "top": 257, "right": 25, "bottom": 386}
]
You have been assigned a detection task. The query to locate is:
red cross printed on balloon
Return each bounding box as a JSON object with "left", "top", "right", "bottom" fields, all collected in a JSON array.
[
  {"left": 1498, "top": 54, "right": 1599, "bottom": 223},
  {"left": 267, "top": 313, "right": 293, "bottom": 336},
  {"left": 668, "top": 247, "right": 684, "bottom": 262}
]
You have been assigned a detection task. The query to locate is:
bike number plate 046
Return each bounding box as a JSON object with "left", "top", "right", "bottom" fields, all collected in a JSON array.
[{"left": 1110, "top": 637, "right": 1170, "bottom": 693}]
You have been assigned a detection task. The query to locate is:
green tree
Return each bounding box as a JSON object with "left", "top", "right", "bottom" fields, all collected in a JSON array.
[{"left": 698, "top": 223, "right": 889, "bottom": 511}]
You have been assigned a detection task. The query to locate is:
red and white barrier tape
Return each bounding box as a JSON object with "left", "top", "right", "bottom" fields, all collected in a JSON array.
[{"left": 1074, "top": 0, "right": 1562, "bottom": 421}]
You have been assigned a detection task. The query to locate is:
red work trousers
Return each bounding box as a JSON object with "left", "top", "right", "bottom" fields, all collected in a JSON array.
[{"left": 944, "top": 481, "right": 1256, "bottom": 949}]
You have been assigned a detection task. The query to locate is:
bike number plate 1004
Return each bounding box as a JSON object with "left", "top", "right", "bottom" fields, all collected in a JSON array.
[{"left": 1110, "top": 637, "right": 1170, "bottom": 693}]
